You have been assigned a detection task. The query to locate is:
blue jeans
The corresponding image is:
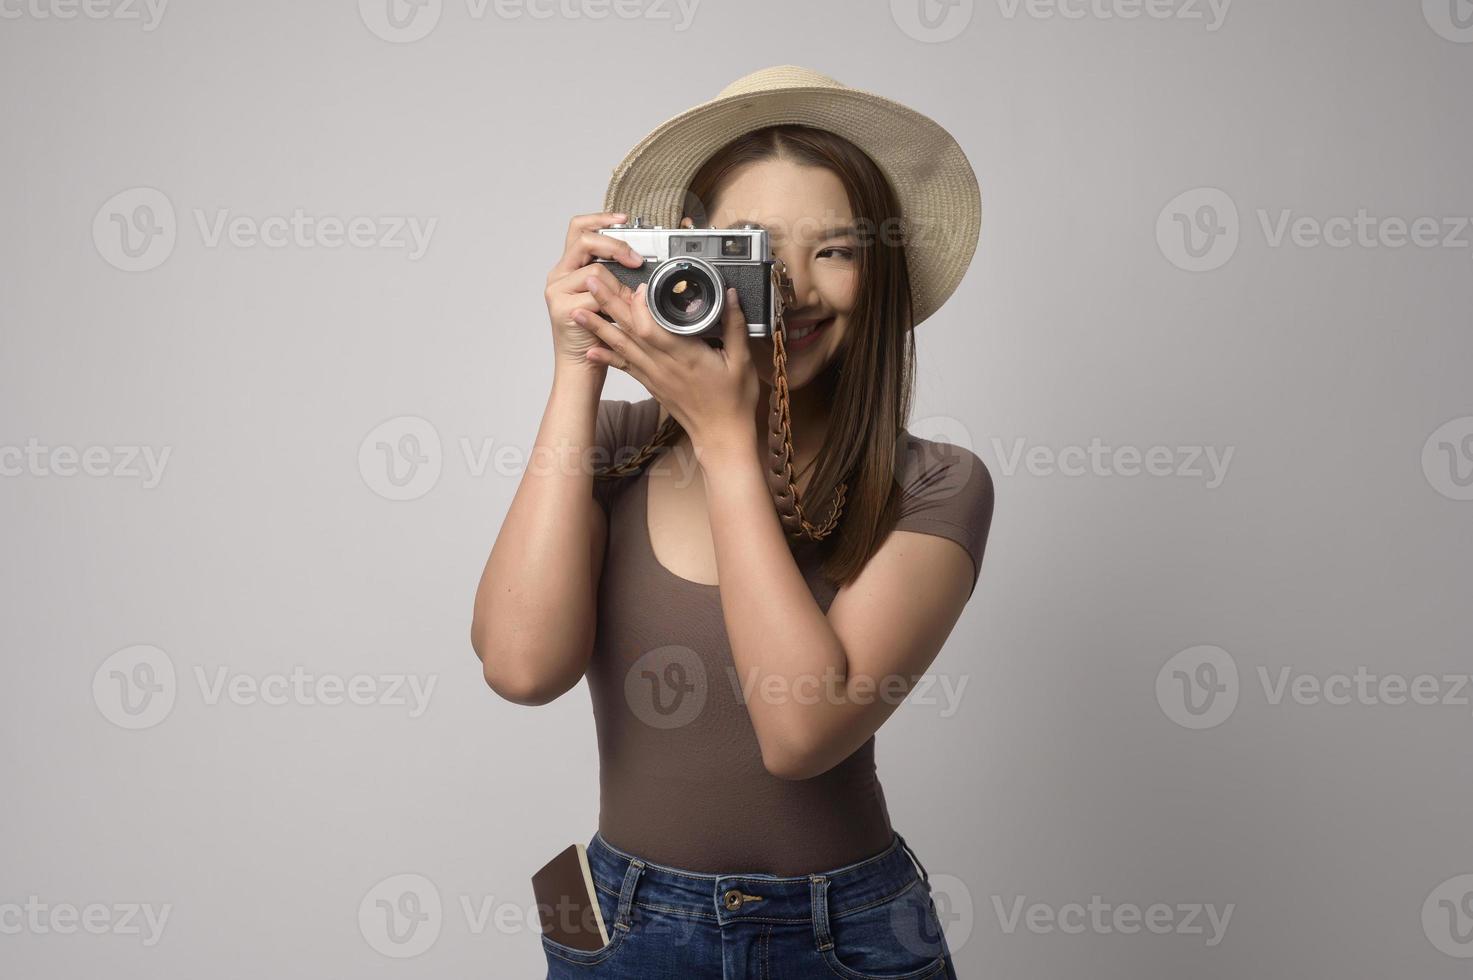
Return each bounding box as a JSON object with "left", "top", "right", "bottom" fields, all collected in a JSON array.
[{"left": 541, "top": 830, "right": 959, "bottom": 979}]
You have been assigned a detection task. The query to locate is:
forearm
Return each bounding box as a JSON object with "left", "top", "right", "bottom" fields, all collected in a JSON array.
[
  {"left": 700, "top": 442, "right": 850, "bottom": 771},
  {"left": 473, "top": 364, "right": 606, "bottom": 704}
]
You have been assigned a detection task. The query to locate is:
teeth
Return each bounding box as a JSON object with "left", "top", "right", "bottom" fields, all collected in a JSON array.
[{"left": 788, "top": 319, "right": 825, "bottom": 341}]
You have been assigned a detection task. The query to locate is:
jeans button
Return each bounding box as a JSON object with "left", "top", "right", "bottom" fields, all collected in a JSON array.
[{"left": 722, "top": 889, "right": 743, "bottom": 911}]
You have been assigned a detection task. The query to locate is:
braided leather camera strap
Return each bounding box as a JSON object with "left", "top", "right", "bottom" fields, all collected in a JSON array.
[
  {"left": 593, "top": 261, "right": 847, "bottom": 542},
  {"left": 765, "top": 261, "right": 846, "bottom": 541}
]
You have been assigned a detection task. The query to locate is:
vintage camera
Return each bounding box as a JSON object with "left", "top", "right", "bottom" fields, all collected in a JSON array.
[{"left": 597, "top": 219, "right": 782, "bottom": 339}]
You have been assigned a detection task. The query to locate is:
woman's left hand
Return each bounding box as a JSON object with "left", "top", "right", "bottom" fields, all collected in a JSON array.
[{"left": 574, "top": 276, "right": 760, "bottom": 462}]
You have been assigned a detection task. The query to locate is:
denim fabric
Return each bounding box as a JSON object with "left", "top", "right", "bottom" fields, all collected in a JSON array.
[{"left": 541, "top": 830, "right": 959, "bottom": 979}]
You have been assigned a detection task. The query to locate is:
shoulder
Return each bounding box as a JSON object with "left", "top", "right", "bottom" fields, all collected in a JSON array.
[
  {"left": 595, "top": 396, "right": 662, "bottom": 451},
  {"left": 889, "top": 433, "right": 996, "bottom": 594},
  {"left": 894, "top": 433, "right": 994, "bottom": 519}
]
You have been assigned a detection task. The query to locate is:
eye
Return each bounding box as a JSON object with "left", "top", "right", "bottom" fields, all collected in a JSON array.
[{"left": 818, "top": 247, "right": 854, "bottom": 260}]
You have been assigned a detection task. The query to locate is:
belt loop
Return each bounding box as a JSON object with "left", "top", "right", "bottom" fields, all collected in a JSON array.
[
  {"left": 614, "top": 858, "right": 644, "bottom": 932},
  {"left": 894, "top": 832, "right": 930, "bottom": 888},
  {"left": 809, "top": 875, "right": 833, "bottom": 951}
]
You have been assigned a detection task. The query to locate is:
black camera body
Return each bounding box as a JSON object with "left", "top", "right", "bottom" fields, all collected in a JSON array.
[{"left": 596, "top": 220, "right": 778, "bottom": 338}]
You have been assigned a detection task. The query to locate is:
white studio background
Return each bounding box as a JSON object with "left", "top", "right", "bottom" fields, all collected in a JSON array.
[{"left": 2, "top": 1, "right": 1472, "bottom": 978}]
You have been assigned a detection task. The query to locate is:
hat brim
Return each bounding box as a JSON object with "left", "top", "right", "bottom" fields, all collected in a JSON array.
[{"left": 603, "top": 85, "right": 980, "bottom": 326}]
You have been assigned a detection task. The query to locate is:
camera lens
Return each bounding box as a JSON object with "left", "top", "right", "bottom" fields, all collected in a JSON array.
[{"left": 648, "top": 259, "right": 722, "bottom": 334}]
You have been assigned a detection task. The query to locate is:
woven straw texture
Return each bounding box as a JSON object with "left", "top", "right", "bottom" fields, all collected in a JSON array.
[{"left": 603, "top": 65, "right": 981, "bottom": 326}]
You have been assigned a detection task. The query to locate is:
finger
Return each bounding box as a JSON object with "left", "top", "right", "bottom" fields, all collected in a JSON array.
[
  {"left": 595, "top": 278, "right": 686, "bottom": 359},
  {"left": 548, "top": 261, "right": 633, "bottom": 302},
  {"left": 586, "top": 276, "right": 672, "bottom": 354},
  {"left": 555, "top": 291, "right": 602, "bottom": 322},
  {"left": 624, "top": 281, "right": 685, "bottom": 358},
  {"left": 584, "top": 344, "right": 633, "bottom": 374},
  {"left": 550, "top": 232, "right": 644, "bottom": 282},
  {"left": 571, "top": 306, "right": 657, "bottom": 377},
  {"left": 720, "top": 287, "right": 750, "bottom": 364},
  {"left": 550, "top": 214, "right": 635, "bottom": 279},
  {"left": 576, "top": 231, "right": 647, "bottom": 270},
  {"left": 563, "top": 212, "right": 628, "bottom": 251}
]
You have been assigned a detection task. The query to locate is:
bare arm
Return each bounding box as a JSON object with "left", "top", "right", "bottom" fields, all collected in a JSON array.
[
  {"left": 471, "top": 365, "right": 608, "bottom": 704},
  {"left": 470, "top": 211, "right": 646, "bottom": 705},
  {"left": 700, "top": 440, "right": 987, "bottom": 779}
]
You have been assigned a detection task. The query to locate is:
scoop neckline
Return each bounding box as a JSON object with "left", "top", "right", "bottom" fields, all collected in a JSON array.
[{"left": 635, "top": 466, "right": 722, "bottom": 591}]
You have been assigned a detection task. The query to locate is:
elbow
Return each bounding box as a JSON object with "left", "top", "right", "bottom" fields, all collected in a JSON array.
[
  {"left": 481, "top": 657, "right": 568, "bottom": 706},
  {"left": 759, "top": 733, "right": 831, "bottom": 781},
  {"left": 472, "top": 626, "right": 571, "bottom": 707}
]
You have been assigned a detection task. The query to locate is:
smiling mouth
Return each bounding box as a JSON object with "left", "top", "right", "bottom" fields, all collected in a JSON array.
[{"left": 783, "top": 316, "right": 833, "bottom": 348}]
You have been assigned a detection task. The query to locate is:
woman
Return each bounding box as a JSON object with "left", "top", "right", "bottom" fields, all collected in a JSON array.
[{"left": 473, "top": 66, "right": 993, "bottom": 979}]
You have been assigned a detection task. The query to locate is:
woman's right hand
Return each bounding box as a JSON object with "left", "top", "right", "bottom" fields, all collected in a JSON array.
[{"left": 544, "top": 212, "right": 646, "bottom": 371}]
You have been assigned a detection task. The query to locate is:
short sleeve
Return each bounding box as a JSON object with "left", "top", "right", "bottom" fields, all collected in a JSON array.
[
  {"left": 890, "top": 436, "right": 996, "bottom": 598},
  {"left": 591, "top": 398, "right": 658, "bottom": 518},
  {"left": 591, "top": 399, "right": 629, "bottom": 518}
]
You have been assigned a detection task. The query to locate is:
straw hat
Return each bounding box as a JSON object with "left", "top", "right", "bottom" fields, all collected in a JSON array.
[{"left": 603, "top": 65, "right": 981, "bottom": 327}]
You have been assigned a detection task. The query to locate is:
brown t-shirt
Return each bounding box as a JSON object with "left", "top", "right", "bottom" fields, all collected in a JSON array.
[{"left": 586, "top": 397, "right": 994, "bottom": 875}]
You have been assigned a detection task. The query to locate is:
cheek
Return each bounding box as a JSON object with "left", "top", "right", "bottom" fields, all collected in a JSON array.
[{"left": 822, "top": 265, "right": 859, "bottom": 314}]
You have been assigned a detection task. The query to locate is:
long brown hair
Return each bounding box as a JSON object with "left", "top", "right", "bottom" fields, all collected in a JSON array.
[{"left": 596, "top": 125, "right": 917, "bottom": 587}]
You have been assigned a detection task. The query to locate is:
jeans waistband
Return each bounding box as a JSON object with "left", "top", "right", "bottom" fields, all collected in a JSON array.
[{"left": 585, "top": 830, "right": 932, "bottom": 926}]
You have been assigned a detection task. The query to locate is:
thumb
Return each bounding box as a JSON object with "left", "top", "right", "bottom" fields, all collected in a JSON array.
[{"left": 721, "top": 287, "right": 749, "bottom": 362}]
